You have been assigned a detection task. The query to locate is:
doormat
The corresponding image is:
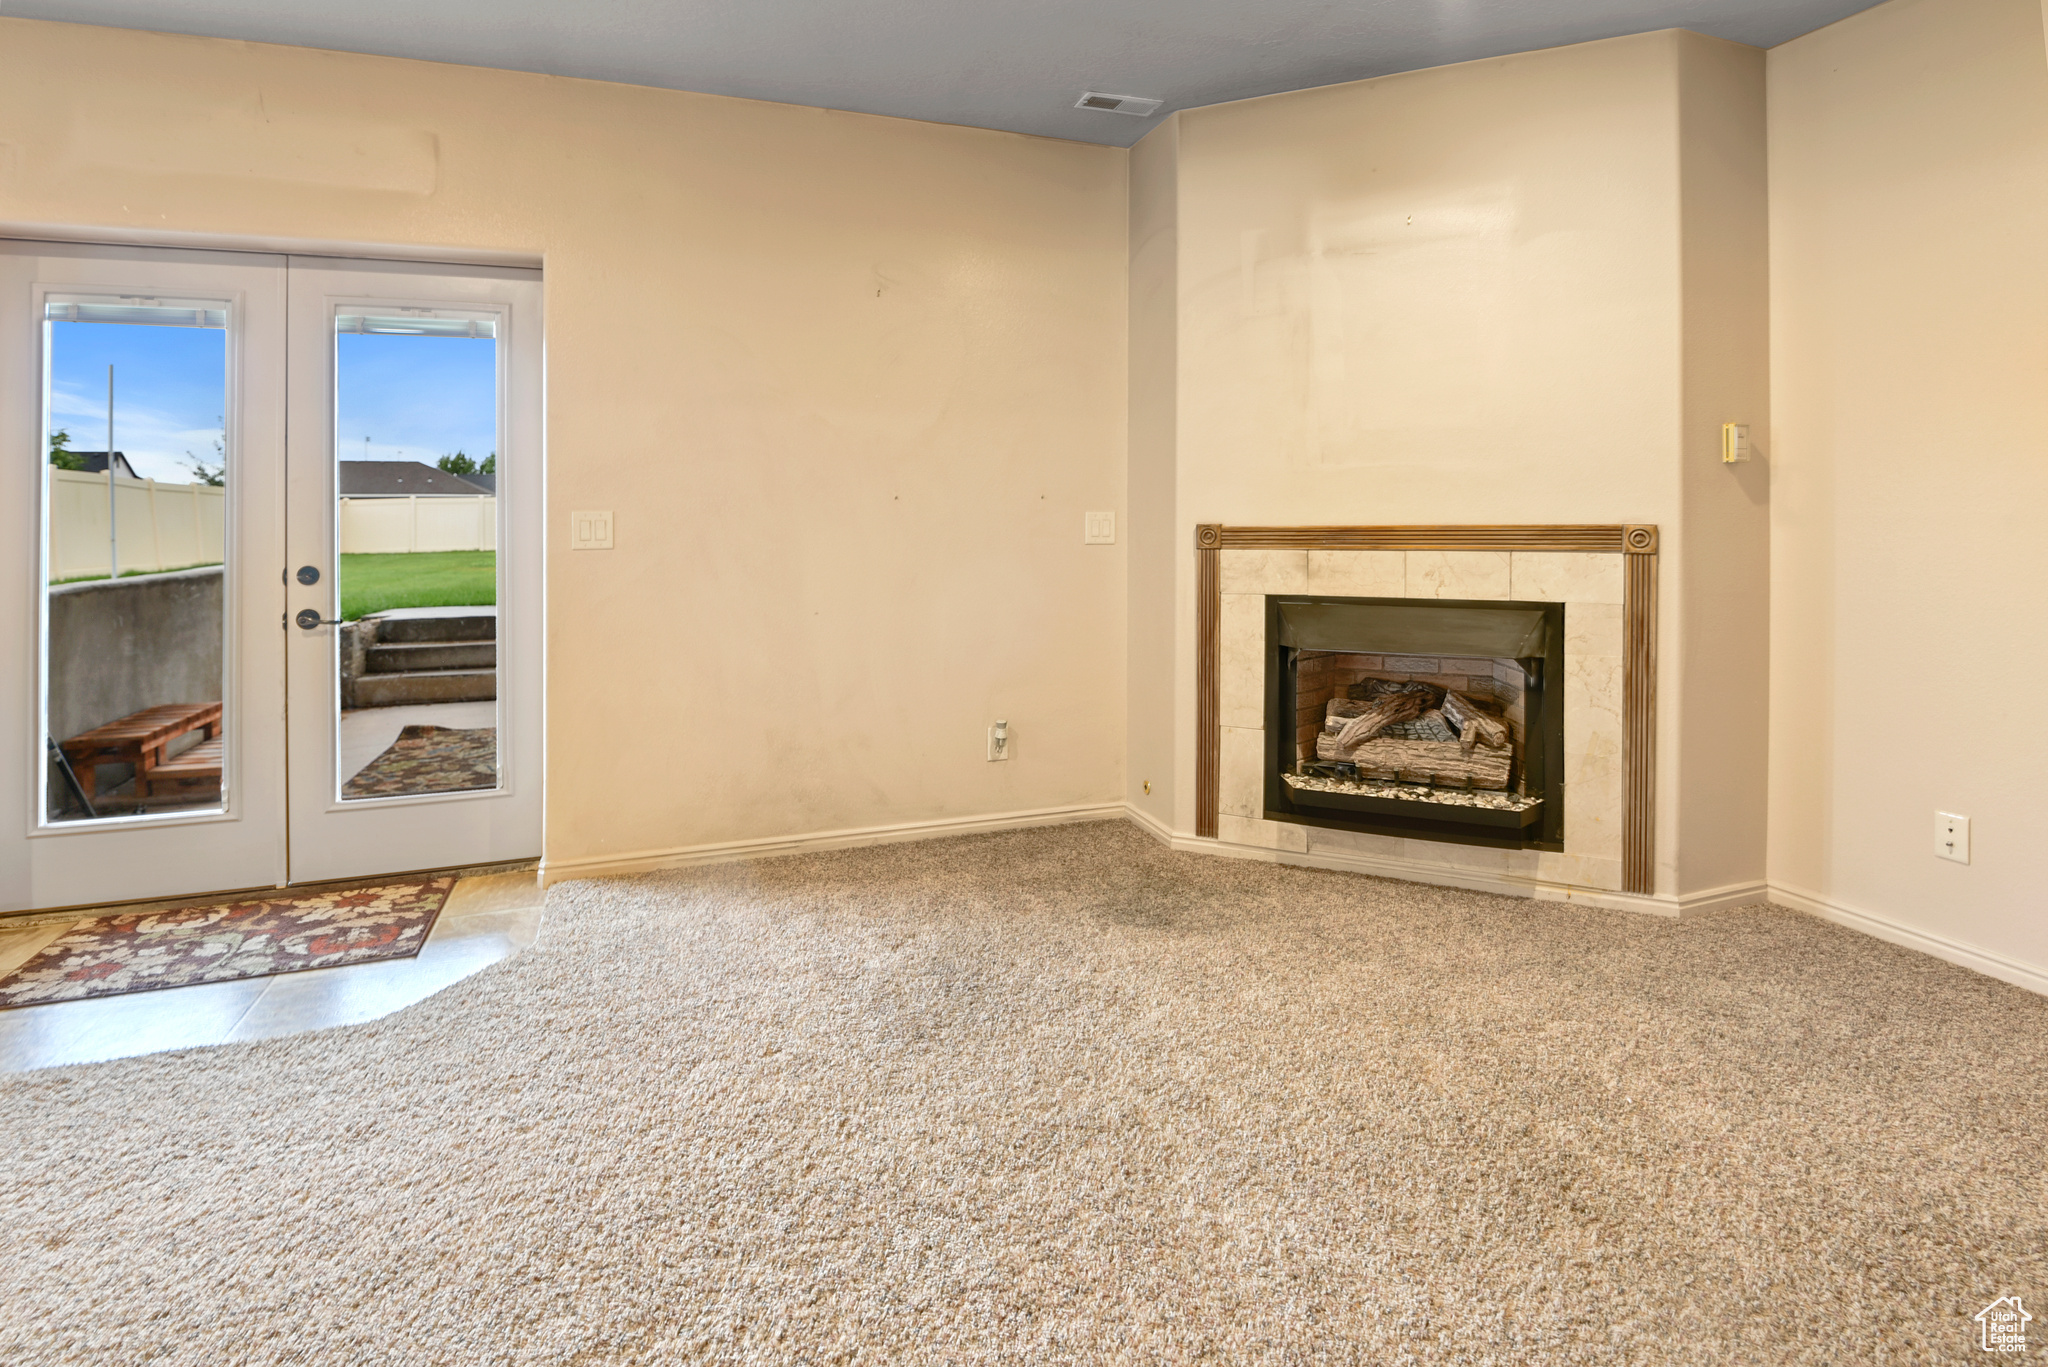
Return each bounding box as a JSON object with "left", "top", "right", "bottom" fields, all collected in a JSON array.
[
  {"left": 343, "top": 725, "right": 498, "bottom": 800},
  {"left": 0, "top": 878, "right": 454, "bottom": 1010}
]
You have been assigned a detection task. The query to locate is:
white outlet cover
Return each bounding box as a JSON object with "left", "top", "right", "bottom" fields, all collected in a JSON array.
[
  {"left": 1084, "top": 511, "right": 1116, "bottom": 544},
  {"left": 570, "top": 510, "right": 614, "bottom": 550},
  {"left": 1936, "top": 811, "right": 1971, "bottom": 864}
]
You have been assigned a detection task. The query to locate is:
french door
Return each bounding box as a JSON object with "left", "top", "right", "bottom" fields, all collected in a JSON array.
[{"left": 0, "top": 241, "right": 542, "bottom": 914}]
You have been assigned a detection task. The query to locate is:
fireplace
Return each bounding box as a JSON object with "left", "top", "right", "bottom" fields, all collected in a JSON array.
[{"left": 1261, "top": 595, "right": 1566, "bottom": 850}]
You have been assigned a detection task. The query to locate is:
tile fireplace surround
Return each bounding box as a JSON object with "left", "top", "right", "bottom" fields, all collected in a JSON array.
[{"left": 1196, "top": 524, "right": 1659, "bottom": 907}]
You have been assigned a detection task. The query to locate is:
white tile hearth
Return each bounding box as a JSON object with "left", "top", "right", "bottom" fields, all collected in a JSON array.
[
  {"left": 1405, "top": 550, "right": 1511, "bottom": 599},
  {"left": 1307, "top": 550, "right": 1405, "bottom": 597},
  {"left": 1218, "top": 813, "right": 1308, "bottom": 852},
  {"left": 1219, "top": 549, "right": 1307, "bottom": 595}
]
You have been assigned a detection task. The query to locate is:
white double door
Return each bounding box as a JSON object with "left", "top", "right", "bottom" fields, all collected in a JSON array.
[{"left": 0, "top": 241, "right": 542, "bottom": 913}]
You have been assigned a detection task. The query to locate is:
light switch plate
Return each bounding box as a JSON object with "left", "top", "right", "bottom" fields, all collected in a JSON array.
[
  {"left": 1936, "top": 811, "right": 1971, "bottom": 864},
  {"left": 1084, "top": 511, "right": 1116, "bottom": 544},
  {"left": 570, "top": 510, "right": 614, "bottom": 550}
]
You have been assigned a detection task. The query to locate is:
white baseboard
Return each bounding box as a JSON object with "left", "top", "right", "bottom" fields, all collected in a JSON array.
[
  {"left": 1122, "top": 802, "right": 1175, "bottom": 847},
  {"left": 541, "top": 802, "right": 1126, "bottom": 885},
  {"left": 1769, "top": 881, "right": 2048, "bottom": 999}
]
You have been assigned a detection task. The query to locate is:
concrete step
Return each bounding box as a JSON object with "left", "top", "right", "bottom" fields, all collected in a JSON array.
[
  {"left": 366, "top": 641, "right": 497, "bottom": 673},
  {"left": 374, "top": 614, "right": 496, "bottom": 644},
  {"left": 352, "top": 669, "right": 498, "bottom": 708}
]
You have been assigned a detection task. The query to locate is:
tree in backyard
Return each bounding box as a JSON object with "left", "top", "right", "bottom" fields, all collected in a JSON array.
[
  {"left": 481, "top": 452, "right": 496, "bottom": 474},
  {"left": 437, "top": 451, "right": 478, "bottom": 476},
  {"left": 185, "top": 421, "right": 226, "bottom": 487},
  {"left": 48, "top": 428, "right": 86, "bottom": 471}
]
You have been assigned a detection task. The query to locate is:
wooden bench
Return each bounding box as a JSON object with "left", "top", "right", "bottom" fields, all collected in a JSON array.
[
  {"left": 142, "top": 736, "right": 224, "bottom": 803},
  {"left": 60, "top": 702, "right": 223, "bottom": 803}
]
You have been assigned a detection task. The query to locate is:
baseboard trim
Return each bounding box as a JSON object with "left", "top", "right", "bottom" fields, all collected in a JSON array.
[
  {"left": 1769, "top": 881, "right": 2048, "bottom": 999},
  {"left": 540, "top": 802, "right": 1127, "bottom": 884},
  {"left": 1122, "top": 802, "right": 1176, "bottom": 847}
]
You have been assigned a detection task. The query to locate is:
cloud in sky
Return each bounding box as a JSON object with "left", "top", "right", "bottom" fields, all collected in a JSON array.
[
  {"left": 48, "top": 382, "right": 223, "bottom": 484},
  {"left": 47, "top": 323, "right": 499, "bottom": 484}
]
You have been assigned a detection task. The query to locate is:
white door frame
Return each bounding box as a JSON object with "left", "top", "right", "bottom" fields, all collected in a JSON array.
[
  {"left": 1, "top": 242, "right": 544, "bottom": 913},
  {"left": 0, "top": 240, "right": 289, "bottom": 913}
]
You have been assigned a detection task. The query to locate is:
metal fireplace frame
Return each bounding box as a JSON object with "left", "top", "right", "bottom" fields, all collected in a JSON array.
[{"left": 1260, "top": 595, "right": 1567, "bottom": 851}]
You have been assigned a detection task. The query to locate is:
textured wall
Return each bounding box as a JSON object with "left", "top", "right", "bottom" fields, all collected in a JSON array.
[
  {"left": 0, "top": 17, "right": 1129, "bottom": 872},
  {"left": 1768, "top": 0, "right": 2048, "bottom": 988}
]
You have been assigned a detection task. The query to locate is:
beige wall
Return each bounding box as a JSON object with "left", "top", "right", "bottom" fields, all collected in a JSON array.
[
  {"left": 1675, "top": 39, "right": 1772, "bottom": 895},
  {"left": 1768, "top": 0, "right": 2048, "bottom": 985},
  {"left": 0, "top": 19, "right": 1129, "bottom": 870},
  {"left": 1126, "top": 117, "right": 1180, "bottom": 831},
  {"left": 1148, "top": 30, "right": 1771, "bottom": 898}
]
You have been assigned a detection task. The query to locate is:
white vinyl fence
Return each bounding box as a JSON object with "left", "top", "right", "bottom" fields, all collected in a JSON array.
[
  {"left": 49, "top": 468, "right": 225, "bottom": 581},
  {"left": 339, "top": 496, "right": 497, "bottom": 554},
  {"left": 49, "top": 473, "right": 495, "bottom": 577}
]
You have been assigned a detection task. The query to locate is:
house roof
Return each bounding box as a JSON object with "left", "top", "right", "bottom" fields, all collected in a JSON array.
[
  {"left": 339, "top": 460, "right": 493, "bottom": 497},
  {"left": 461, "top": 472, "right": 496, "bottom": 494},
  {"left": 66, "top": 451, "right": 142, "bottom": 479}
]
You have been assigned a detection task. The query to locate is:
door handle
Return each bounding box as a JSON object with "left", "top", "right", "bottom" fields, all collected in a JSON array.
[{"left": 294, "top": 608, "right": 342, "bottom": 630}]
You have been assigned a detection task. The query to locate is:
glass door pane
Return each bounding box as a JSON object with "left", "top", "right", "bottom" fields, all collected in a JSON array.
[
  {"left": 42, "top": 297, "right": 230, "bottom": 823},
  {"left": 331, "top": 308, "right": 501, "bottom": 801}
]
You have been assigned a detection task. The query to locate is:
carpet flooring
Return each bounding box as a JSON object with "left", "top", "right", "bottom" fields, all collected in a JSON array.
[{"left": 0, "top": 821, "right": 2041, "bottom": 1364}]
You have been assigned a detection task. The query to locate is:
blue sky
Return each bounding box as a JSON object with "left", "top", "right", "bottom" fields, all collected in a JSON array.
[{"left": 49, "top": 323, "right": 498, "bottom": 484}]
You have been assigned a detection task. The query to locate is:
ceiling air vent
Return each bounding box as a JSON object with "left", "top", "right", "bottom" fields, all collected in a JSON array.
[{"left": 1075, "top": 92, "right": 1163, "bottom": 117}]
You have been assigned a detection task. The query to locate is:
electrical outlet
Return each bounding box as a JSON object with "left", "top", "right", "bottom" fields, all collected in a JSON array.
[
  {"left": 987, "top": 721, "right": 1010, "bottom": 762},
  {"left": 1936, "top": 812, "right": 1970, "bottom": 864}
]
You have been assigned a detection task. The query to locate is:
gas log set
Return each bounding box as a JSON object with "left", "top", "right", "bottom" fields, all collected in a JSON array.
[{"left": 1306, "top": 678, "right": 1513, "bottom": 790}]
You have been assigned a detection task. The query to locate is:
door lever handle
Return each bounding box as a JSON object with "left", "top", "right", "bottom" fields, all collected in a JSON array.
[{"left": 294, "top": 608, "right": 342, "bottom": 630}]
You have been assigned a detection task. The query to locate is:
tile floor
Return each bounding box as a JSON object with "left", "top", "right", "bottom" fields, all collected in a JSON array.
[{"left": 0, "top": 869, "right": 542, "bottom": 1073}]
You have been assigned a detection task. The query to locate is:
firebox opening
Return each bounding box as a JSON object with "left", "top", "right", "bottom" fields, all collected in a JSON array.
[{"left": 1262, "top": 595, "right": 1566, "bottom": 850}]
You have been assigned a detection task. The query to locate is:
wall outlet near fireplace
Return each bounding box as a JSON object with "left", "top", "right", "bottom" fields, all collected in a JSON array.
[
  {"left": 988, "top": 720, "right": 1011, "bottom": 762},
  {"left": 1936, "top": 811, "right": 1971, "bottom": 863}
]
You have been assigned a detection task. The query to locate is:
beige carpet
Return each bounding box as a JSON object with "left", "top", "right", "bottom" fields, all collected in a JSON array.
[{"left": 1, "top": 822, "right": 2041, "bottom": 1364}]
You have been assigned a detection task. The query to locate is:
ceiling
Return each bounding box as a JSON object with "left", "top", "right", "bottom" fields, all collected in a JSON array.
[{"left": 6, "top": 0, "right": 1883, "bottom": 146}]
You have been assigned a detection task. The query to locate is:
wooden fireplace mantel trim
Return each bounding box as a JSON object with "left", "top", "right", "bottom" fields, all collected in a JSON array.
[{"left": 1194, "top": 523, "right": 1659, "bottom": 896}]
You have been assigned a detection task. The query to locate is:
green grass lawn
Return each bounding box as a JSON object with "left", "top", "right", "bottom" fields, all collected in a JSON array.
[{"left": 340, "top": 551, "right": 497, "bottom": 620}]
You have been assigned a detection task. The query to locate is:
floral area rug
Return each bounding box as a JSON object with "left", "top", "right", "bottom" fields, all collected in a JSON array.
[
  {"left": 0, "top": 878, "right": 453, "bottom": 1009},
  {"left": 342, "top": 725, "right": 498, "bottom": 799}
]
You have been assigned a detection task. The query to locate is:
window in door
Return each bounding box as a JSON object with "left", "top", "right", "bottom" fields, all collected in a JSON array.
[
  {"left": 41, "top": 296, "right": 231, "bottom": 824},
  {"left": 330, "top": 308, "right": 503, "bottom": 802}
]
